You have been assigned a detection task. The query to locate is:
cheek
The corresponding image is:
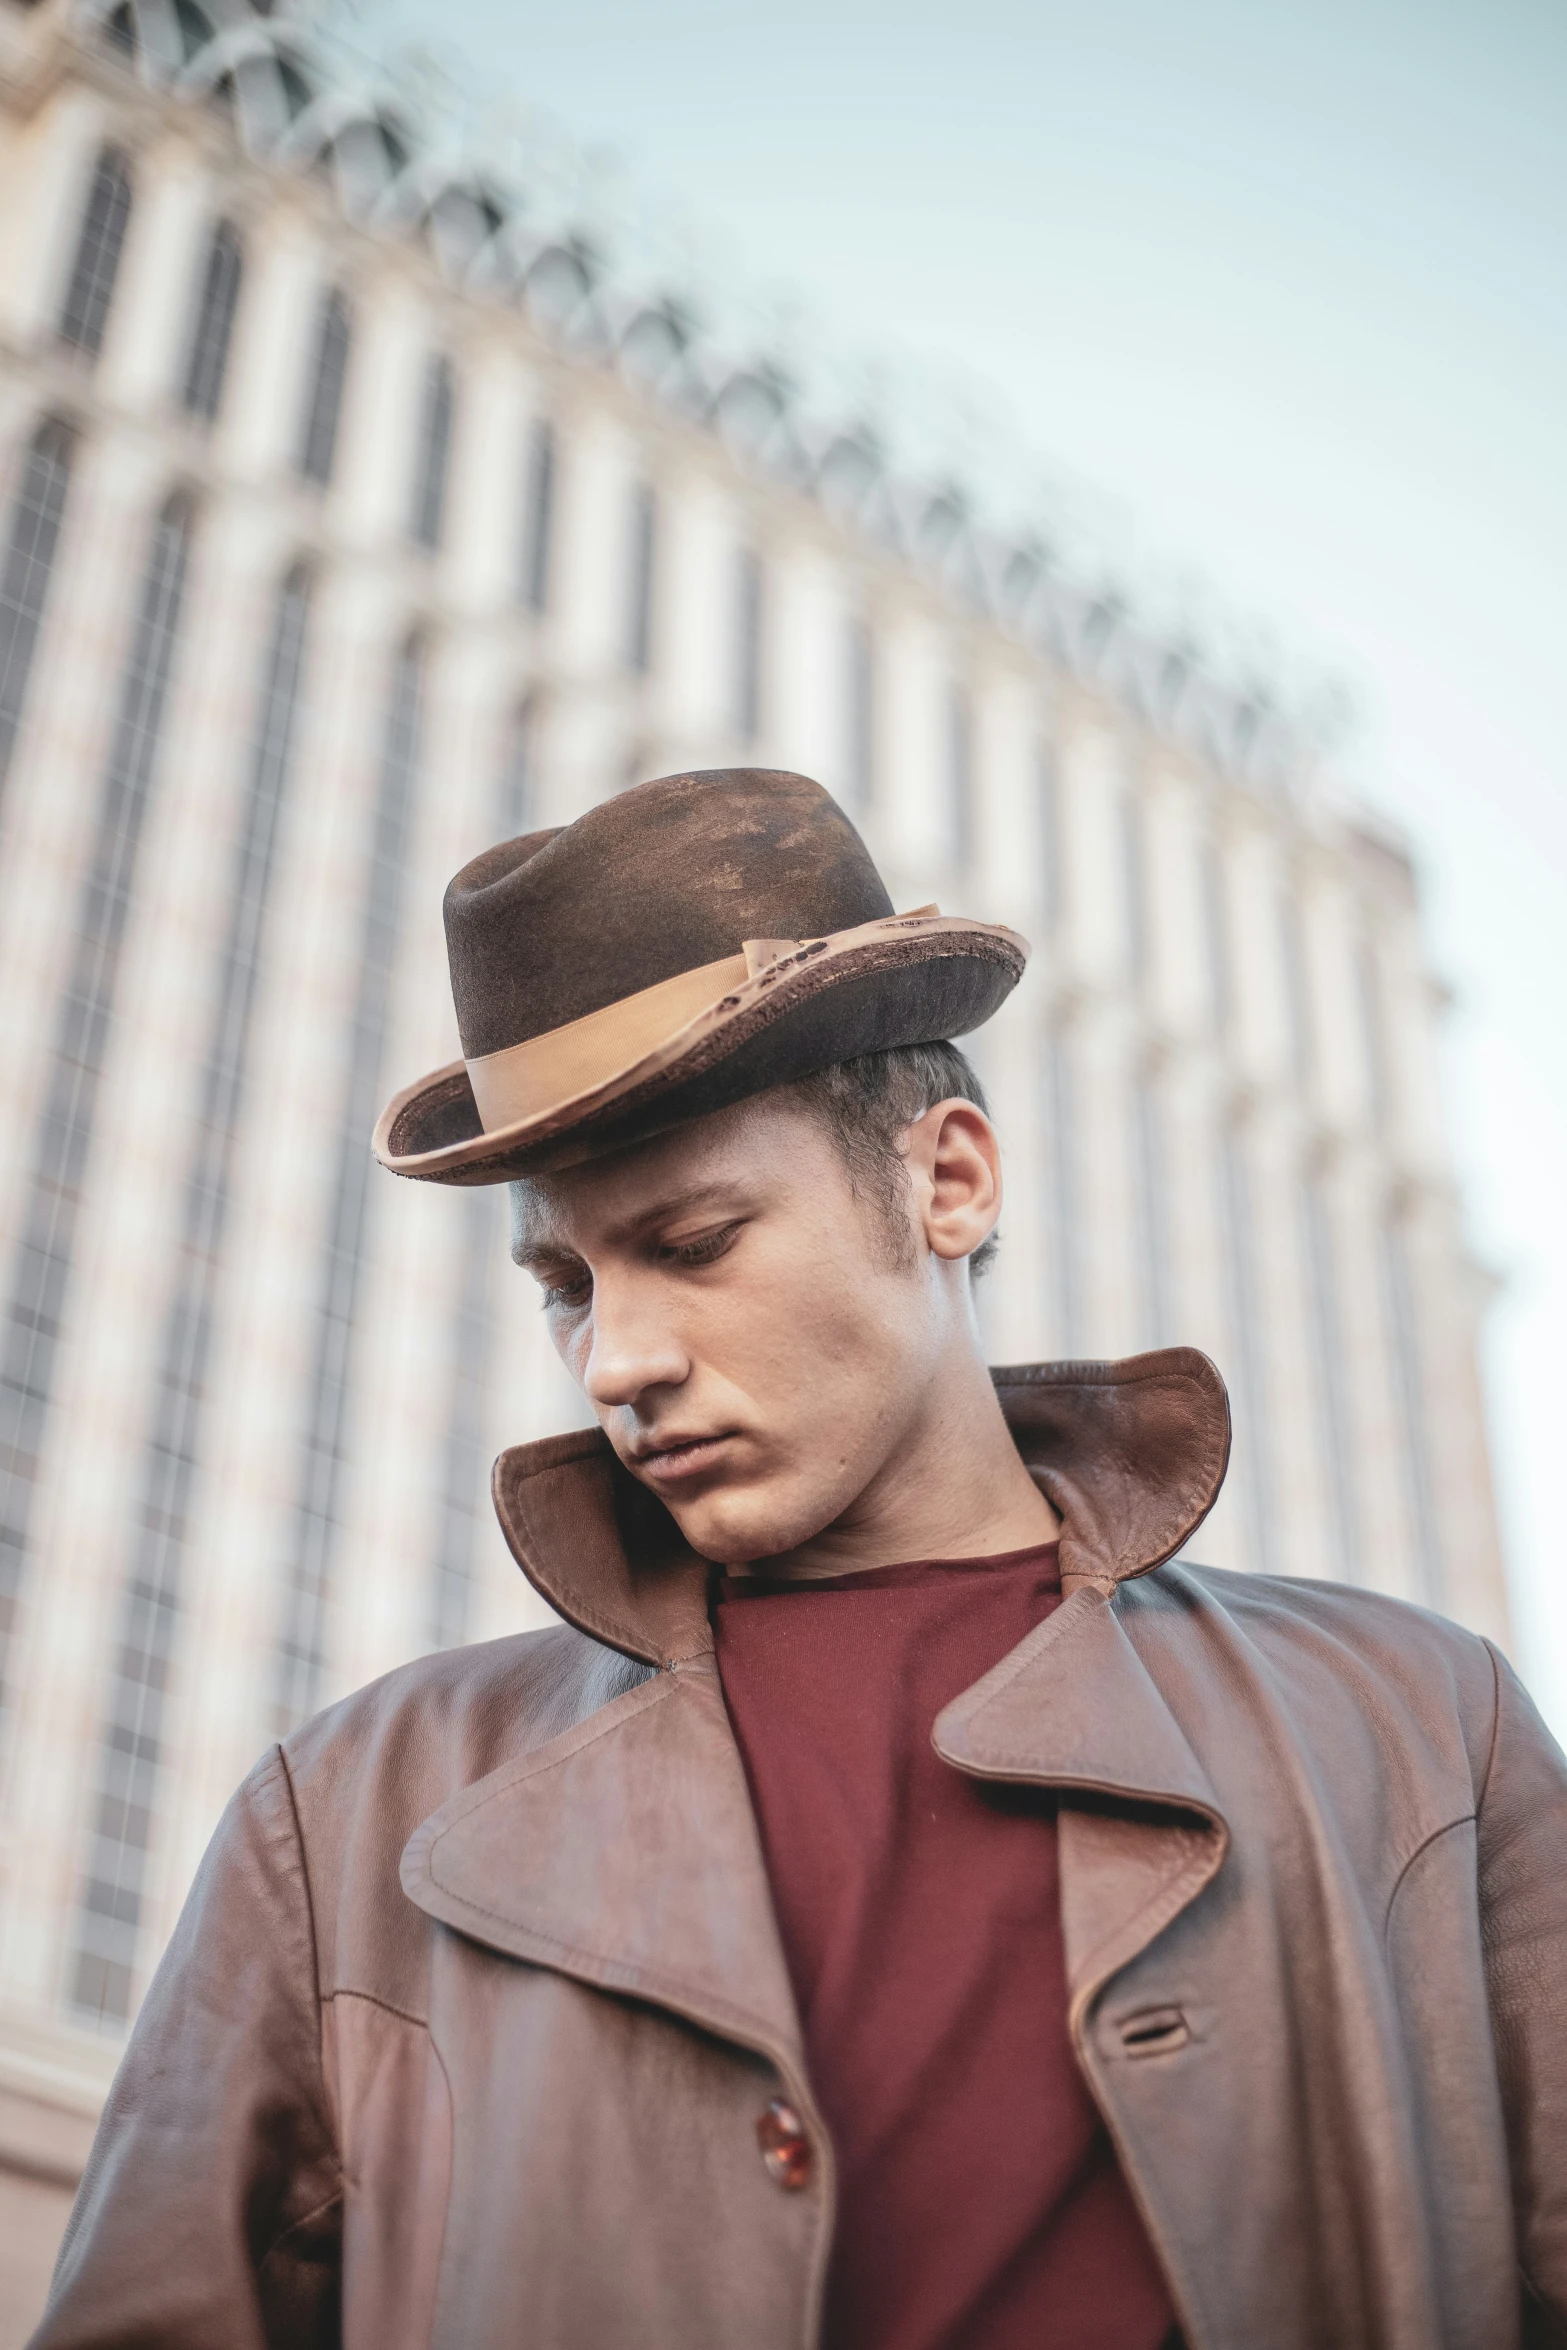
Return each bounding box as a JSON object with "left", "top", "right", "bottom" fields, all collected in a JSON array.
[
  {"left": 545, "top": 1308, "right": 590, "bottom": 1381},
  {"left": 711, "top": 1244, "right": 920, "bottom": 1428}
]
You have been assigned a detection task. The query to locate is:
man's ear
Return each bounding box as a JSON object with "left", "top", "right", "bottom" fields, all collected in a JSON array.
[{"left": 904, "top": 1099, "right": 1002, "bottom": 1264}]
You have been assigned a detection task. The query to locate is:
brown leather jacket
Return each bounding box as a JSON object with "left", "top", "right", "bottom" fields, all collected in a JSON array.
[{"left": 34, "top": 1352, "right": 1567, "bottom": 2350}]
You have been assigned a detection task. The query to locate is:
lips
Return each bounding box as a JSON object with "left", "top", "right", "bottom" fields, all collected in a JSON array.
[{"left": 630, "top": 1433, "right": 736, "bottom": 1485}]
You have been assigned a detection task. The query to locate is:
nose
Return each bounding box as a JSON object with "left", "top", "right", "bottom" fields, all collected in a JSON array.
[{"left": 580, "top": 1270, "right": 690, "bottom": 1411}]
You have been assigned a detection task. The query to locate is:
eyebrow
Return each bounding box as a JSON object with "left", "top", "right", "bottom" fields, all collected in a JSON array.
[{"left": 511, "top": 1181, "right": 747, "bottom": 1270}]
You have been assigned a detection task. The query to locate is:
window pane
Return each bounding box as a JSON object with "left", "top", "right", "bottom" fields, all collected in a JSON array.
[
  {"left": 0, "top": 496, "right": 194, "bottom": 1739},
  {"left": 948, "top": 683, "right": 973, "bottom": 867},
  {"left": 298, "top": 288, "right": 351, "bottom": 486},
  {"left": 1132, "top": 1074, "right": 1170, "bottom": 1347},
  {"left": 182, "top": 221, "right": 244, "bottom": 422},
  {"left": 1218, "top": 1129, "right": 1273, "bottom": 1572},
  {"left": 625, "top": 482, "right": 656, "bottom": 672},
  {"left": 67, "top": 566, "right": 311, "bottom": 2025},
  {"left": 1038, "top": 742, "right": 1063, "bottom": 931},
  {"left": 734, "top": 546, "right": 763, "bottom": 740},
  {"left": 59, "top": 148, "right": 133, "bottom": 358},
  {"left": 1047, "top": 1030, "right": 1081, "bottom": 1355},
  {"left": 1384, "top": 1219, "right": 1442, "bottom": 1606},
  {"left": 845, "top": 617, "right": 874, "bottom": 813},
  {"left": 1202, "top": 837, "right": 1230, "bottom": 1035},
  {"left": 521, "top": 420, "right": 555, "bottom": 611},
  {"left": 0, "top": 419, "right": 75, "bottom": 799},
  {"left": 275, "top": 637, "right": 424, "bottom": 1732},
  {"left": 410, "top": 358, "right": 455, "bottom": 550},
  {"left": 1121, "top": 787, "right": 1148, "bottom": 985},
  {"left": 1302, "top": 1177, "right": 1359, "bottom": 1583},
  {"left": 432, "top": 699, "right": 529, "bottom": 1649}
]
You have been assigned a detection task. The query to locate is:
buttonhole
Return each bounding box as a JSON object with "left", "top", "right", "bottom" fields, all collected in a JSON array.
[{"left": 1117, "top": 2005, "right": 1188, "bottom": 2057}]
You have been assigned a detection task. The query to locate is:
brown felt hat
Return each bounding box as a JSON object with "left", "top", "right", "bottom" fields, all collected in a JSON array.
[{"left": 373, "top": 767, "right": 1029, "bottom": 1185}]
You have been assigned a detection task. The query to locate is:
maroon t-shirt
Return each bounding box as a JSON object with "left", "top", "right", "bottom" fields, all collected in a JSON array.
[{"left": 713, "top": 1543, "right": 1179, "bottom": 2350}]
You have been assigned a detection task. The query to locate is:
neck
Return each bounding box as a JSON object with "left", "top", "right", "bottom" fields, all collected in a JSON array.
[{"left": 733, "top": 1336, "right": 1061, "bottom": 1581}]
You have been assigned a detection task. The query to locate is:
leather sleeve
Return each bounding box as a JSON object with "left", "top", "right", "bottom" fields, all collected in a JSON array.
[
  {"left": 32, "top": 1746, "right": 342, "bottom": 2350},
  {"left": 1477, "top": 1643, "right": 1567, "bottom": 2342}
]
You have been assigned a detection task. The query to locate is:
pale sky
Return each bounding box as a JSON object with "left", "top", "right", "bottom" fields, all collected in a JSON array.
[{"left": 384, "top": 0, "right": 1567, "bottom": 1726}]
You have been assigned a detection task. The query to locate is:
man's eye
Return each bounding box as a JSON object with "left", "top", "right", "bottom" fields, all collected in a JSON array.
[
  {"left": 540, "top": 1271, "right": 591, "bottom": 1311},
  {"left": 664, "top": 1224, "right": 739, "bottom": 1269}
]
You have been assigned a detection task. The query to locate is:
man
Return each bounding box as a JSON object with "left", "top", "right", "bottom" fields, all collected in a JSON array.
[{"left": 35, "top": 769, "right": 1567, "bottom": 2349}]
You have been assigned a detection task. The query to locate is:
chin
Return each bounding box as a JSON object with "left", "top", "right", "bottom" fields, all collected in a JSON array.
[{"left": 664, "top": 1477, "right": 825, "bottom": 1568}]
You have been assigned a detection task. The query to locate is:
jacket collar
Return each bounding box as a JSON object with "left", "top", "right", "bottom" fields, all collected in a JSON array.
[
  {"left": 406, "top": 1347, "right": 1232, "bottom": 2067},
  {"left": 489, "top": 1346, "right": 1232, "bottom": 1667}
]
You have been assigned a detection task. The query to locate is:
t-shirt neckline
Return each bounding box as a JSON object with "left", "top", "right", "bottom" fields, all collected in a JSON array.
[{"left": 715, "top": 1539, "right": 1062, "bottom": 1601}]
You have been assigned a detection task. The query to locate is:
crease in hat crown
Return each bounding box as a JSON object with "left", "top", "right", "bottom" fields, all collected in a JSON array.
[{"left": 373, "top": 767, "right": 1031, "bottom": 1186}]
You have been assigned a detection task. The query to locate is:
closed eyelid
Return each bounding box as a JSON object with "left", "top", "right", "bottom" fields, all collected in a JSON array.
[
  {"left": 524, "top": 1256, "right": 591, "bottom": 1298},
  {"left": 659, "top": 1220, "right": 741, "bottom": 1258}
]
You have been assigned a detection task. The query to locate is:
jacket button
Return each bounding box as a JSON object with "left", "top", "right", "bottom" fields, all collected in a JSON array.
[{"left": 756, "top": 2098, "right": 812, "bottom": 2189}]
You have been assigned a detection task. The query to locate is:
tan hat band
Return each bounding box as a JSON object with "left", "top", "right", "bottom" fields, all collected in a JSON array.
[
  {"left": 466, "top": 950, "right": 754, "bottom": 1134},
  {"left": 462, "top": 909, "right": 944, "bottom": 1137}
]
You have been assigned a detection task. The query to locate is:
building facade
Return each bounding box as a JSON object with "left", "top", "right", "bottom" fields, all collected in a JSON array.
[{"left": 0, "top": 0, "right": 1510, "bottom": 2329}]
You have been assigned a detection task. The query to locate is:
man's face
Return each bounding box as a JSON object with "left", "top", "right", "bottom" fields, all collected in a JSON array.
[{"left": 512, "top": 1094, "right": 959, "bottom": 1564}]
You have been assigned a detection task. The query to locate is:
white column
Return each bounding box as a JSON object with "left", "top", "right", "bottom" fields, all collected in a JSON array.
[
  {"left": 0, "top": 86, "right": 116, "bottom": 347},
  {"left": 97, "top": 134, "right": 210, "bottom": 414}
]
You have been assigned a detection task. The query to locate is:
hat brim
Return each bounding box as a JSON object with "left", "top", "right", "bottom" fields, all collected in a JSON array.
[{"left": 373, "top": 912, "right": 1028, "bottom": 1185}]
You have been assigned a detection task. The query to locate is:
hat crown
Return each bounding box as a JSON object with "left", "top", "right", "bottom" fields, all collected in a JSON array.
[{"left": 444, "top": 769, "right": 894, "bottom": 1060}]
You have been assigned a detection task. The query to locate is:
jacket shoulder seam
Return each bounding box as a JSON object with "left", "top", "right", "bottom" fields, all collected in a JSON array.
[
  {"left": 1382, "top": 1810, "right": 1476, "bottom": 1942},
  {"left": 275, "top": 1743, "right": 326, "bottom": 2011},
  {"left": 275, "top": 1740, "right": 342, "bottom": 2175},
  {"left": 1476, "top": 1636, "right": 1506, "bottom": 1817}
]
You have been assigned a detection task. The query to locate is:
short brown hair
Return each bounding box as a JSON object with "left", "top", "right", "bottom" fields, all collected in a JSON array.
[{"left": 785, "top": 1040, "right": 998, "bottom": 1277}]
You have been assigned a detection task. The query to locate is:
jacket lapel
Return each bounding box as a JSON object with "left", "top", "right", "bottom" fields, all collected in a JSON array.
[
  {"left": 443, "top": 1348, "right": 1237, "bottom": 2062},
  {"left": 934, "top": 1584, "right": 1230, "bottom": 2021},
  {"left": 401, "top": 1652, "right": 805, "bottom": 2077}
]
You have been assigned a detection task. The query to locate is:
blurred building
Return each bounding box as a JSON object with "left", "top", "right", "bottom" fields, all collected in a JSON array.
[{"left": 0, "top": 0, "right": 1509, "bottom": 2328}]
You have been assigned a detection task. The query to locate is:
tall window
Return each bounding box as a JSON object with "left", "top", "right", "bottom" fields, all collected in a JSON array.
[
  {"left": 0, "top": 494, "right": 194, "bottom": 1722},
  {"left": 69, "top": 566, "right": 311, "bottom": 2025},
  {"left": 520, "top": 419, "right": 555, "bottom": 612},
  {"left": 1384, "top": 1217, "right": 1442, "bottom": 1606},
  {"left": 948, "top": 682, "right": 973, "bottom": 869},
  {"left": 1121, "top": 786, "right": 1148, "bottom": 987},
  {"left": 844, "top": 616, "right": 874, "bottom": 813},
  {"left": 1202, "top": 836, "right": 1231, "bottom": 1036},
  {"left": 1302, "top": 1175, "right": 1359, "bottom": 1583},
  {"left": 431, "top": 700, "right": 531, "bottom": 1649},
  {"left": 1132, "top": 1074, "right": 1171, "bottom": 1348},
  {"left": 1038, "top": 741, "right": 1063, "bottom": 932},
  {"left": 410, "top": 357, "right": 455, "bottom": 551},
  {"left": 1219, "top": 1128, "right": 1272, "bottom": 1573},
  {"left": 733, "top": 546, "right": 763, "bottom": 742},
  {"left": 275, "top": 636, "right": 424, "bottom": 1732},
  {"left": 58, "top": 147, "right": 132, "bottom": 358},
  {"left": 495, "top": 695, "right": 535, "bottom": 836},
  {"left": 1047, "top": 1031, "right": 1082, "bottom": 1356},
  {"left": 0, "top": 418, "right": 75, "bottom": 801},
  {"left": 625, "top": 481, "right": 656, "bottom": 673},
  {"left": 1358, "top": 940, "right": 1391, "bottom": 1128},
  {"left": 432, "top": 1192, "right": 502, "bottom": 1652},
  {"left": 298, "top": 287, "right": 350, "bottom": 487},
  {"left": 1280, "top": 882, "right": 1314, "bottom": 1083},
  {"left": 181, "top": 221, "right": 243, "bottom": 422}
]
